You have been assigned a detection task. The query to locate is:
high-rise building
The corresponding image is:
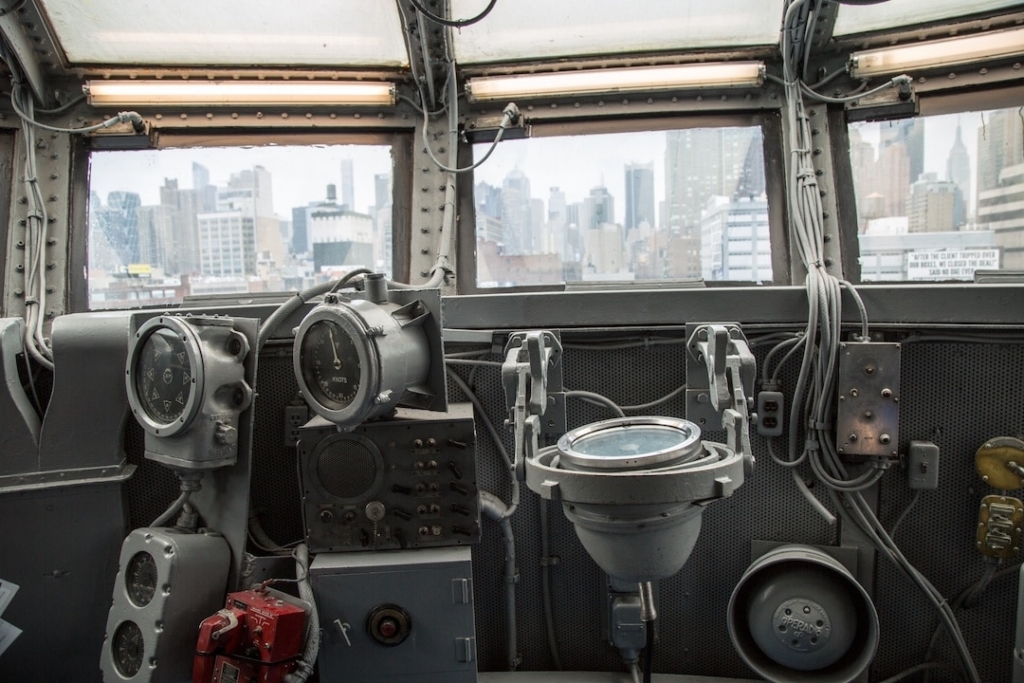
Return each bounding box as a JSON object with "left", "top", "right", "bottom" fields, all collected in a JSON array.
[
  {"left": 372, "top": 173, "right": 393, "bottom": 276},
  {"left": 624, "top": 162, "right": 655, "bottom": 230},
  {"left": 879, "top": 118, "right": 924, "bottom": 186},
  {"left": 159, "top": 178, "right": 201, "bottom": 275},
  {"left": 136, "top": 204, "right": 177, "bottom": 272},
  {"left": 340, "top": 158, "right": 355, "bottom": 210},
  {"left": 197, "top": 211, "right": 256, "bottom": 277},
  {"left": 848, "top": 128, "right": 879, "bottom": 230},
  {"left": 192, "top": 162, "right": 217, "bottom": 212},
  {"left": 977, "top": 163, "right": 1024, "bottom": 269},
  {"left": 946, "top": 123, "right": 971, "bottom": 224},
  {"left": 699, "top": 195, "right": 771, "bottom": 282},
  {"left": 581, "top": 185, "right": 614, "bottom": 231},
  {"left": 218, "top": 166, "right": 284, "bottom": 267},
  {"left": 474, "top": 181, "right": 504, "bottom": 244},
  {"left": 976, "top": 109, "right": 1024, "bottom": 207},
  {"left": 876, "top": 142, "right": 910, "bottom": 218},
  {"left": 664, "top": 127, "right": 757, "bottom": 235},
  {"left": 501, "top": 169, "right": 533, "bottom": 255},
  {"left": 103, "top": 191, "right": 142, "bottom": 266},
  {"left": 908, "top": 173, "right": 958, "bottom": 233}
]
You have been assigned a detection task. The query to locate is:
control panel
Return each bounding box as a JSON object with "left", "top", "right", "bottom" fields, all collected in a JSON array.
[{"left": 298, "top": 403, "right": 480, "bottom": 553}]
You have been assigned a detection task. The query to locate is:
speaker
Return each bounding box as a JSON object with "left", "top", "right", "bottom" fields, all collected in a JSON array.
[{"left": 727, "top": 544, "right": 879, "bottom": 683}]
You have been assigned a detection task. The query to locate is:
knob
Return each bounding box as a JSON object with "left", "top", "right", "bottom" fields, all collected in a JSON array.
[{"left": 367, "top": 604, "right": 411, "bottom": 646}]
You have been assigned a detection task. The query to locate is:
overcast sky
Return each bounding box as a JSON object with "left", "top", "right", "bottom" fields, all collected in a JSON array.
[{"left": 89, "top": 106, "right": 1006, "bottom": 224}]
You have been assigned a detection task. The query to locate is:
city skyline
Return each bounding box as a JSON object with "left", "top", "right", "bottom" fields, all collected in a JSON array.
[{"left": 90, "top": 145, "right": 393, "bottom": 220}]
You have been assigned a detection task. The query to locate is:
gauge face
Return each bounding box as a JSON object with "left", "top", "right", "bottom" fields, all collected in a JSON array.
[
  {"left": 111, "top": 621, "right": 144, "bottom": 678},
  {"left": 558, "top": 417, "right": 703, "bottom": 471},
  {"left": 135, "top": 326, "right": 193, "bottom": 425},
  {"left": 300, "top": 320, "right": 363, "bottom": 410},
  {"left": 125, "top": 552, "right": 157, "bottom": 607}
]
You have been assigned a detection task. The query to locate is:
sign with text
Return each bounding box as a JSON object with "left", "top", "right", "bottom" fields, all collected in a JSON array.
[{"left": 905, "top": 249, "right": 1000, "bottom": 281}]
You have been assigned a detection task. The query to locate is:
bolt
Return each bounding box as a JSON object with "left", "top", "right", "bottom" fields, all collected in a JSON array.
[
  {"left": 849, "top": 434, "right": 858, "bottom": 442},
  {"left": 850, "top": 389, "right": 859, "bottom": 397},
  {"left": 864, "top": 365, "right": 875, "bottom": 375},
  {"left": 881, "top": 388, "right": 892, "bottom": 398},
  {"left": 983, "top": 475, "right": 990, "bottom": 482},
  {"left": 864, "top": 411, "right": 873, "bottom": 419},
  {"left": 879, "top": 434, "right": 891, "bottom": 445}
]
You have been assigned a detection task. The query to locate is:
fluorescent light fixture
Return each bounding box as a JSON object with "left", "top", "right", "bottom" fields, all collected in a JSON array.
[
  {"left": 465, "top": 62, "right": 765, "bottom": 102},
  {"left": 85, "top": 80, "right": 396, "bottom": 107},
  {"left": 850, "top": 25, "right": 1024, "bottom": 78}
]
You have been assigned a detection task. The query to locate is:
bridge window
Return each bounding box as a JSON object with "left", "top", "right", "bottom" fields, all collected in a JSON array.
[
  {"left": 847, "top": 105, "right": 1022, "bottom": 282},
  {"left": 467, "top": 120, "right": 780, "bottom": 289},
  {"left": 85, "top": 143, "right": 395, "bottom": 310}
]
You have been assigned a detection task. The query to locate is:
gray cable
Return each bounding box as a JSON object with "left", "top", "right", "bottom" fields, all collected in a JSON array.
[
  {"left": 480, "top": 490, "right": 518, "bottom": 671},
  {"left": 446, "top": 368, "right": 519, "bottom": 516},
  {"left": 889, "top": 490, "right": 921, "bottom": 540},
  {"left": 565, "top": 390, "right": 625, "bottom": 418},
  {"left": 538, "top": 497, "right": 563, "bottom": 670}
]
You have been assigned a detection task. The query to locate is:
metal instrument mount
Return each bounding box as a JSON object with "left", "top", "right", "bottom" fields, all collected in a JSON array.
[
  {"left": 686, "top": 323, "right": 756, "bottom": 469},
  {"left": 501, "top": 330, "right": 563, "bottom": 480}
]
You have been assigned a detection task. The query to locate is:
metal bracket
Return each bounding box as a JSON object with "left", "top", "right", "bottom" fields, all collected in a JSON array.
[
  {"left": 686, "top": 323, "right": 755, "bottom": 465},
  {"left": 502, "top": 330, "right": 563, "bottom": 480}
]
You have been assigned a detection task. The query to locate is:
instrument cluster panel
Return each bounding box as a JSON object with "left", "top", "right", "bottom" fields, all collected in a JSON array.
[{"left": 298, "top": 403, "right": 480, "bottom": 553}]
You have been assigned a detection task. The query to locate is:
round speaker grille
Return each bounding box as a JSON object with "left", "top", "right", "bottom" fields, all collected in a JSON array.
[{"left": 316, "top": 438, "right": 380, "bottom": 500}]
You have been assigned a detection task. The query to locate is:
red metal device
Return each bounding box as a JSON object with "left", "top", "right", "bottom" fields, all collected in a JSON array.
[{"left": 193, "top": 587, "right": 309, "bottom": 683}]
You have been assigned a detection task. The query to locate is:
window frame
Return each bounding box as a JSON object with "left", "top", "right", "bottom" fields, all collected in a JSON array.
[
  {"left": 455, "top": 111, "right": 790, "bottom": 294},
  {"left": 69, "top": 130, "right": 413, "bottom": 312}
]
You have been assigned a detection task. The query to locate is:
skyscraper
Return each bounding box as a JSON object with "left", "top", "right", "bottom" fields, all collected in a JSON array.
[
  {"left": 624, "top": 162, "right": 655, "bottom": 230},
  {"left": 946, "top": 123, "right": 971, "bottom": 225},
  {"left": 664, "top": 127, "right": 757, "bottom": 235},
  {"left": 341, "top": 158, "right": 355, "bottom": 210},
  {"left": 501, "top": 169, "right": 533, "bottom": 255},
  {"left": 104, "top": 191, "right": 142, "bottom": 266},
  {"left": 581, "top": 185, "right": 615, "bottom": 231}
]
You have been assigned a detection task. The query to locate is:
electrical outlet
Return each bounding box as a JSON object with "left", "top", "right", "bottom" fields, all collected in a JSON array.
[
  {"left": 284, "top": 405, "right": 309, "bottom": 448},
  {"left": 757, "top": 391, "right": 784, "bottom": 437}
]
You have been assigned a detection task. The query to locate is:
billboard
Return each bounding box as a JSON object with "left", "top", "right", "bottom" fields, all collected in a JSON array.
[{"left": 905, "top": 249, "right": 1000, "bottom": 281}]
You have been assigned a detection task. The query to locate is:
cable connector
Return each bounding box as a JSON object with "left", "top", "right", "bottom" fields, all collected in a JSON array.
[{"left": 501, "top": 102, "right": 521, "bottom": 127}]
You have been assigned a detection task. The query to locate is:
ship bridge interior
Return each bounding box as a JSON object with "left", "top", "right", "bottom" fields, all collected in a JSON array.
[{"left": 1, "top": 1, "right": 1024, "bottom": 682}]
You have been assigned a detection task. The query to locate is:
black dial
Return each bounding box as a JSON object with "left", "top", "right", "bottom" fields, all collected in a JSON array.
[
  {"left": 300, "top": 320, "right": 362, "bottom": 410},
  {"left": 111, "top": 621, "right": 144, "bottom": 677},
  {"left": 135, "top": 327, "right": 193, "bottom": 424},
  {"left": 125, "top": 552, "right": 157, "bottom": 607}
]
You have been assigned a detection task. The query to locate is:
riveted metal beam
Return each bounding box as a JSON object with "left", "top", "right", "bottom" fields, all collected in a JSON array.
[
  {"left": 0, "top": 7, "right": 50, "bottom": 105},
  {"left": 4, "top": 128, "right": 71, "bottom": 325}
]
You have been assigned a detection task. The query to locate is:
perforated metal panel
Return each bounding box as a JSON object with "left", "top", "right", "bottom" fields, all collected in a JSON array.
[
  {"left": 315, "top": 438, "right": 380, "bottom": 500},
  {"left": 120, "top": 335, "right": 1022, "bottom": 681}
]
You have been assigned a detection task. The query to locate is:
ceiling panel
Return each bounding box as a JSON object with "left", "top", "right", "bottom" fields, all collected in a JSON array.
[
  {"left": 834, "top": 0, "right": 1023, "bottom": 37},
  {"left": 41, "top": 0, "right": 409, "bottom": 67},
  {"left": 450, "top": 0, "right": 785, "bottom": 64}
]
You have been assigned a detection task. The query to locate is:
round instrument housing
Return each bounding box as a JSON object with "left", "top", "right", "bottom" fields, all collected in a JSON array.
[
  {"left": 126, "top": 315, "right": 205, "bottom": 437},
  {"left": 294, "top": 296, "right": 430, "bottom": 428}
]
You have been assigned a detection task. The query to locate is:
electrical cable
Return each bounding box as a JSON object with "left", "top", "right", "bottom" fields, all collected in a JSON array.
[
  {"left": 31, "top": 94, "right": 86, "bottom": 115},
  {"left": 878, "top": 662, "right": 958, "bottom": 683},
  {"left": 565, "top": 389, "right": 625, "bottom": 418},
  {"left": 642, "top": 623, "right": 654, "bottom": 683},
  {"left": 328, "top": 267, "right": 373, "bottom": 293},
  {"left": 538, "top": 497, "right": 563, "bottom": 670},
  {"left": 420, "top": 99, "right": 519, "bottom": 174},
  {"left": 480, "top": 490, "right": 519, "bottom": 670},
  {"left": 799, "top": 75, "right": 911, "bottom": 105},
  {"left": 152, "top": 488, "right": 193, "bottom": 528},
  {"left": 888, "top": 490, "right": 921, "bottom": 540},
  {"left": 409, "top": 0, "right": 498, "bottom": 27},
  {"left": 446, "top": 368, "right": 519, "bottom": 516},
  {"left": 444, "top": 358, "right": 504, "bottom": 368}
]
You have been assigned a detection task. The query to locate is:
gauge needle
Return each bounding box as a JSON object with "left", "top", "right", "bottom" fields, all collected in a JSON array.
[{"left": 327, "top": 327, "right": 343, "bottom": 370}]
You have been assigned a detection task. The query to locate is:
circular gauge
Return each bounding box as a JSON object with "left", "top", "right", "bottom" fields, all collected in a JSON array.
[
  {"left": 557, "top": 417, "right": 703, "bottom": 471},
  {"left": 111, "top": 621, "right": 145, "bottom": 678},
  {"left": 135, "top": 327, "right": 193, "bottom": 424},
  {"left": 125, "top": 552, "right": 158, "bottom": 607},
  {"left": 294, "top": 297, "right": 430, "bottom": 427},
  {"left": 300, "top": 320, "right": 362, "bottom": 410},
  {"left": 125, "top": 316, "right": 205, "bottom": 437}
]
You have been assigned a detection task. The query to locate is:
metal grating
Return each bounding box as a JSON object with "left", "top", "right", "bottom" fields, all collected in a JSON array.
[
  {"left": 119, "top": 335, "right": 1023, "bottom": 680},
  {"left": 315, "top": 439, "right": 379, "bottom": 500}
]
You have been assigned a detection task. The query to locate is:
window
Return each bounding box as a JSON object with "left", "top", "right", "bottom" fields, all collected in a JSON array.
[
  {"left": 86, "top": 144, "right": 394, "bottom": 309},
  {"left": 470, "top": 125, "right": 774, "bottom": 288},
  {"left": 848, "top": 106, "right": 1023, "bottom": 282}
]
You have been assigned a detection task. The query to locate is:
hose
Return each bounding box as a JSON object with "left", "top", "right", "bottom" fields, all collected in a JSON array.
[
  {"left": 283, "top": 543, "right": 319, "bottom": 683},
  {"left": 481, "top": 490, "right": 518, "bottom": 670}
]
